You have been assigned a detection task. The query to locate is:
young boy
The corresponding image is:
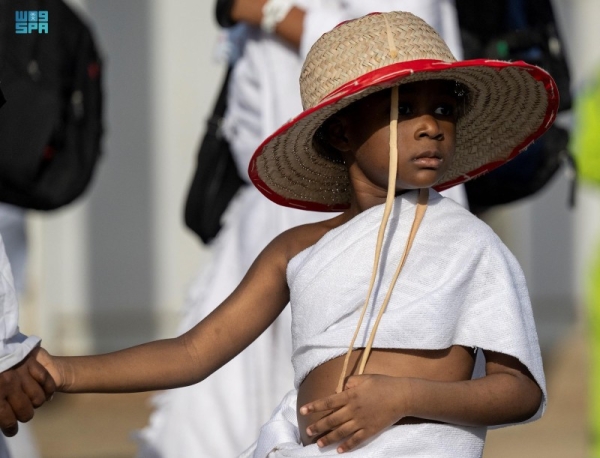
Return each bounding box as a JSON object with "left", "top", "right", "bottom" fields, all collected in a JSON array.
[{"left": 35, "top": 11, "right": 557, "bottom": 457}]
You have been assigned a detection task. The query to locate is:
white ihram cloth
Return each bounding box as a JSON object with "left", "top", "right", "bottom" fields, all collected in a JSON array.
[
  {"left": 136, "top": 2, "right": 466, "bottom": 457},
  {"left": 240, "top": 190, "right": 546, "bottom": 457}
]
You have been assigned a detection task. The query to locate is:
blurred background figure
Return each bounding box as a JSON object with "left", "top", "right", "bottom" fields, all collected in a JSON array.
[
  {"left": 455, "top": 0, "right": 575, "bottom": 216},
  {"left": 0, "top": 1, "right": 102, "bottom": 456},
  {"left": 136, "top": 1, "right": 466, "bottom": 457},
  {"left": 570, "top": 66, "right": 600, "bottom": 458}
]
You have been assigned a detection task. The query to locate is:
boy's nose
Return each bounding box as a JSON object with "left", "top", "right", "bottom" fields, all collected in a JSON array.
[{"left": 414, "top": 115, "right": 443, "bottom": 140}]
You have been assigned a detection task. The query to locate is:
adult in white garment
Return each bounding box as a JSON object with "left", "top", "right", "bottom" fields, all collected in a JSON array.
[
  {"left": 135, "top": 1, "right": 467, "bottom": 457},
  {"left": 0, "top": 233, "right": 55, "bottom": 458},
  {"left": 0, "top": 88, "right": 54, "bottom": 458}
]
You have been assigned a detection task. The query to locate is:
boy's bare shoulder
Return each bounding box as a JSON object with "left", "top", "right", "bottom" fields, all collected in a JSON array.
[{"left": 269, "top": 213, "right": 350, "bottom": 264}]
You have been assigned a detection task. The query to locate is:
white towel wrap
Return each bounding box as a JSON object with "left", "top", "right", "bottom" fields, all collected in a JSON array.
[{"left": 241, "top": 190, "right": 546, "bottom": 457}]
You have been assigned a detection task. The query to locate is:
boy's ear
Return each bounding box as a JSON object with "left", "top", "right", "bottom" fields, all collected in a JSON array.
[{"left": 322, "top": 115, "right": 352, "bottom": 152}]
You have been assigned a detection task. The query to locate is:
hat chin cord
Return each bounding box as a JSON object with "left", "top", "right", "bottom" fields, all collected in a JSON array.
[{"left": 335, "top": 85, "right": 429, "bottom": 394}]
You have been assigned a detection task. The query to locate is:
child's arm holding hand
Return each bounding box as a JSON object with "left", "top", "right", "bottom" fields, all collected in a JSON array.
[
  {"left": 36, "top": 233, "right": 292, "bottom": 394},
  {"left": 300, "top": 350, "right": 542, "bottom": 453}
]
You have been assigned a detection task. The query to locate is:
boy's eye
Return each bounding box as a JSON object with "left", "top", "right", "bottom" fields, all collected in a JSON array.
[
  {"left": 434, "top": 104, "right": 454, "bottom": 117},
  {"left": 398, "top": 103, "right": 412, "bottom": 115}
]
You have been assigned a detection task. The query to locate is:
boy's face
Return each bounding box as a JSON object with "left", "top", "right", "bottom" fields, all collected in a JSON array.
[{"left": 332, "top": 80, "right": 458, "bottom": 194}]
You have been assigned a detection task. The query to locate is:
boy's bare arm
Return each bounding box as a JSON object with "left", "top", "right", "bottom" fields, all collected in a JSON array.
[
  {"left": 301, "top": 351, "right": 542, "bottom": 453},
  {"left": 37, "top": 233, "right": 293, "bottom": 394},
  {"left": 404, "top": 351, "right": 542, "bottom": 425}
]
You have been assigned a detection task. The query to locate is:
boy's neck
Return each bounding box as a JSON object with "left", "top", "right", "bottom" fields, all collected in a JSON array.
[{"left": 346, "top": 188, "right": 416, "bottom": 215}]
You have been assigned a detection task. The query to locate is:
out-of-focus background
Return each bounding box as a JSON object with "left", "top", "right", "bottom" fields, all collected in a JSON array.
[{"left": 5, "top": 0, "right": 599, "bottom": 456}]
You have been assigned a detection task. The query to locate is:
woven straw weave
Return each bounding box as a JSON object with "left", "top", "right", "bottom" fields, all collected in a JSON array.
[{"left": 300, "top": 13, "right": 456, "bottom": 110}]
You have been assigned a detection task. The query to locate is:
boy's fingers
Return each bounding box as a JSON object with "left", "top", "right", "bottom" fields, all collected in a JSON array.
[
  {"left": 307, "top": 409, "right": 345, "bottom": 436},
  {"left": 314, "top": 420, "right": 359, "bottom": 449},
  {"left": 336, "top": 429, "right": 368, "bottom": 453},
  {"left": 0, "top": 400, "right": 19, "bottom": 437},
  {"left": 301, "top": 391, "right": 347, "bottom": 415}
]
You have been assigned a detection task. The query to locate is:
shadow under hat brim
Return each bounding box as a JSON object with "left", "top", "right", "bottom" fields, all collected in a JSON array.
[{"left": 249, "top": 58, "right": 559, "bottom": 212}]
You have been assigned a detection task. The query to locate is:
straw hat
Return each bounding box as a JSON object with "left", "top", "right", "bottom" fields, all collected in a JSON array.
[{"left": 249, "top": 11, "right": 559, "bottom": 212}]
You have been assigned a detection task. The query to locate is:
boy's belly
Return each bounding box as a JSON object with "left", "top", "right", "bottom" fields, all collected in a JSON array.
[{"left": 296, "top": 346, "right": 475, "bottom": 446}]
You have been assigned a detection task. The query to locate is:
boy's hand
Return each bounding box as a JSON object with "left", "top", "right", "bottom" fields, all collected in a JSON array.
[
  {"left": 0, "top": 348, "right": 56, "bottom": 436},
  {"left": 34, "top": 347, "right": 64, "bottom": 390},
  {"left": 299, "top": 374, "right": 410, "bottom": 453}
]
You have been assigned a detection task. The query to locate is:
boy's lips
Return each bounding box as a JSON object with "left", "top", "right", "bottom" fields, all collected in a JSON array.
[{"left": 412, "top": 151, "right": 443, "bottom": 168}]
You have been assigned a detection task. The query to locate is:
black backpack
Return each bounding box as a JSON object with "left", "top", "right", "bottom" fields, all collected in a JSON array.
[
  {"left": 0, "top": 0, "right": 103, "bottom": 210},
  {"left": 455, "top": 0, "right": 575, "bottom": 214}
]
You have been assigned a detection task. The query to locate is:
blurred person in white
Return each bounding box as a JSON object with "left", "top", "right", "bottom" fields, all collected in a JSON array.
[{"left": 136, "top": 1, "right": 467, "bottom": 457}]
